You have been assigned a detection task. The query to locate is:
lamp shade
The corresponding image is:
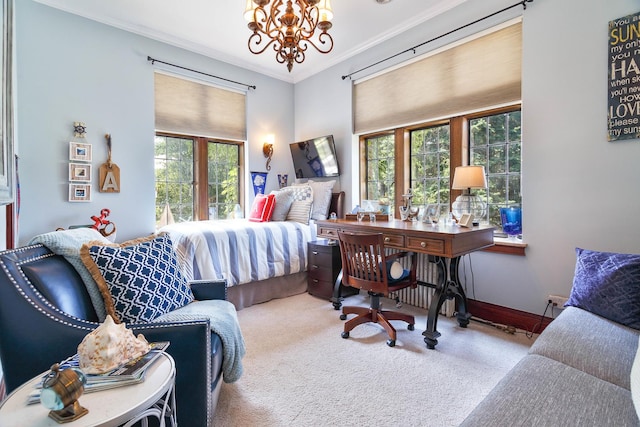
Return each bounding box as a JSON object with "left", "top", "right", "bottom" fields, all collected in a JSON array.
[{"left": 452, "top": 166, "right": 487, "bottom": 190}]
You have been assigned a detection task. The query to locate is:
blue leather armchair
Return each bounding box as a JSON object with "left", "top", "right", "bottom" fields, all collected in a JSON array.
[{"left": 0, "top": 244, "right": 226, "bottom": 426}]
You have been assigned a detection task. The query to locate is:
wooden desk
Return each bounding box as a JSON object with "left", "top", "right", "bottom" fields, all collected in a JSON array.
[{"left": 316, "top": 219, "right": 494, "bottom": 349}]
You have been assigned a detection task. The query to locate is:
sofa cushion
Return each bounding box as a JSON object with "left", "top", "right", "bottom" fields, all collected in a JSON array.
[
  {"left": 530, "top": 306, "right": 640, "bottom": 390},
  {"left": 566, "top": 248, "right": 640, "bottom": 329},
  {"left": 81, "top": 234, "right": 194, "bottom": 324},
  {"left": 460, "top": 354, "right": 638, "bottom": 427}
]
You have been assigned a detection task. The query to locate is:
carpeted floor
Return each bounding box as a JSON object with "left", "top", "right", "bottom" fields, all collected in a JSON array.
[{"left": 212, "top": 292, "right": 536, "bottom": 427}]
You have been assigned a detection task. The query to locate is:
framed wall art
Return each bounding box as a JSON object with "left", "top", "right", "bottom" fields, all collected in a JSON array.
[
  {"left": 69, "top": 142, "right": 92, "bottom": 162},
  {"left": 69, "top": 162, "right": 91, "bottom": 182},
  {"left": 69, "top": 184, "right": 91, "bottom": 202}
]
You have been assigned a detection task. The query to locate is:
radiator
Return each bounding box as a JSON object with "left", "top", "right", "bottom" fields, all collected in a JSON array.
[{"left": 388, "top": 252, "right": 455, "bottom": 317}]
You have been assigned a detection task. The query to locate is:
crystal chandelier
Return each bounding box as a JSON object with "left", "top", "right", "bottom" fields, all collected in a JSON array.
[{"left": 244, "top": 0, "right": 334, "bottom": 72}]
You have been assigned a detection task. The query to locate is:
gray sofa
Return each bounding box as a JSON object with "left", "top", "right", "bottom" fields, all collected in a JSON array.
[{"left": 461, "top": 305, "right": 640, "bottom": 426}]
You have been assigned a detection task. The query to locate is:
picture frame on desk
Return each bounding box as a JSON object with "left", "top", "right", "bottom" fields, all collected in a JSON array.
[{"left": 459, "top": 213, "right": 474, "bottom": 228}]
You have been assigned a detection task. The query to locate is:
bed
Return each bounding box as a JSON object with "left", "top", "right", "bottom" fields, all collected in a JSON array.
[{"left": 160, "top": 191, "right": 345, "bottom": 310}]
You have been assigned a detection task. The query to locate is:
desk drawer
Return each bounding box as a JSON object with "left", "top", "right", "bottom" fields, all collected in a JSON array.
[
  {"left": 317, "top": 226, "right": 339, "bottom": 239},
  {"left": 382, "top": 233, "right": 404, "bottom": 247},
  {"left": 406, "top": 236, "right": 445, "bottom": 254}
]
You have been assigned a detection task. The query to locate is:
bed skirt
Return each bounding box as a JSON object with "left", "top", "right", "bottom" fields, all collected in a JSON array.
[{"left": 227, "top": 272, "right": 308, "bottom": 310}]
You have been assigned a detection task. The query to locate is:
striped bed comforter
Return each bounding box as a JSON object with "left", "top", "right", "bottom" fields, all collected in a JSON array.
[{"left": 159, "top": 219, "right": 311, "bottom": 286}]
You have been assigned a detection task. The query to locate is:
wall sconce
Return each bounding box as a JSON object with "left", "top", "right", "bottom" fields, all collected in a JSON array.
[{"left": 263, "top": 134, "right": 274, "bottom": 171}]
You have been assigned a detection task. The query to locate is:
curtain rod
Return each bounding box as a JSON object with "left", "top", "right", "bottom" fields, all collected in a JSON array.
[
  {"left": 147, "top": 56, "right": 257, "bottom": 90},
  {"left": 341, "top": 0, "right": 533, "bottom": 81}
]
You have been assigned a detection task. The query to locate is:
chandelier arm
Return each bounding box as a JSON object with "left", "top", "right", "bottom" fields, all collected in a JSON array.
[
  {"left": 248, "top": 33, "right": 280, "bottom": 55},
  {"left": 301, "top": 33, "right": 334, "bottom": 54}
]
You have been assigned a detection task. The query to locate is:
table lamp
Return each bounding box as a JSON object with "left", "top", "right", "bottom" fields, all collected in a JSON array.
[{"left": 451, "top": 165, "right": 487, "bottom": 223}]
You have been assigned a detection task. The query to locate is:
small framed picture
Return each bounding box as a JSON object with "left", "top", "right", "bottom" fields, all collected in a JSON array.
[
  {"left": 69, "top": 184, "right": 91, "bottom": 202},
  {"left": 69, "top": 142, "right": 92, "bottom": 162},
  {"left": 69, "top": 162, "right": 91, "bottom": 182}
]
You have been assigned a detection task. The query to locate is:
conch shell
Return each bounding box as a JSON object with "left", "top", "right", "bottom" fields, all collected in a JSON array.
[{"left": 77, "top": 315, "right": 150, "bottom": 374}]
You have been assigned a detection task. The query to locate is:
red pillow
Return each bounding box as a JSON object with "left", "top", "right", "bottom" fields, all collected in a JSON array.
[{"left": 249, "top": 194, "right": 276, "bottom": 222}]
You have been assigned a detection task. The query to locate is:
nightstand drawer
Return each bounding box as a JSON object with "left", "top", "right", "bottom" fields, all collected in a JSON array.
[
  {"left": 308, "top": 249, "right": 340, "bottom": 268},
  {"left": 308, "top": 264, "right": 336, "bottom": 282}
]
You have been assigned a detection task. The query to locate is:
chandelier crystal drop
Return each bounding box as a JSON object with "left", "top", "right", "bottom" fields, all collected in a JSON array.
[{"left": 244, "top": 0, "right": 334, "bottom": 72}]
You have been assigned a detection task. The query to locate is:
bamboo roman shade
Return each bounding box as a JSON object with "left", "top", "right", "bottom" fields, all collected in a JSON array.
[
  {"left": 353, "top": 22, "right": 522, "bottom": 134},
  {"left": 154, "top": 72, "right": 246, "bottom": 141}
]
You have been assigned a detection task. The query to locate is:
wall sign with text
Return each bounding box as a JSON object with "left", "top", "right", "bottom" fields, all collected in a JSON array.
[{"left": 609, "top": 11, "right": 640, "bottom": 141}]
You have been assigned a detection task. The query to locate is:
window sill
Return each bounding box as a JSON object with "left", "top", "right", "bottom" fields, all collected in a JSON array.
[{"left": 483, "top": 237, "right": 527, "bottom": 256}]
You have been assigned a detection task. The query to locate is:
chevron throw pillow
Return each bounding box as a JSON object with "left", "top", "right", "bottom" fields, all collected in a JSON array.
[{"left": 82, "top": 234, "right": 194, "bottom": 324}]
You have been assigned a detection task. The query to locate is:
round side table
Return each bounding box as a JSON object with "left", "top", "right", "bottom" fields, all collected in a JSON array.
[{"left": 0, "top": 352, "right": 176, "bottom": 427}]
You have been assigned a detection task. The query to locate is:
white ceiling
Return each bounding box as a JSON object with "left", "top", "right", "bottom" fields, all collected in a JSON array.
[{"left": 34, "top": 0, "right": 467, "bottom": 83}]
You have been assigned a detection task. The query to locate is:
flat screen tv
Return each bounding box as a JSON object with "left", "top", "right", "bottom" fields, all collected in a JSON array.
[{"left": 289, "top": 135, "right": 340, "bottom": 179}]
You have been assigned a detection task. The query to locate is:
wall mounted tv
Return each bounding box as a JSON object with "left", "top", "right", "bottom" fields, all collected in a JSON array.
[{"left": 289, "top": 135, "right": 340, "bottom": 179}]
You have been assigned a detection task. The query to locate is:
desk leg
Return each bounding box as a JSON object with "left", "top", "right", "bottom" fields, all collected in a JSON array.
[
  {"left": 331, "top": 269, "right": 344, "bottom": 310},
  {"left": 422, "top": 256, "right": 471, "bottom": 350}
]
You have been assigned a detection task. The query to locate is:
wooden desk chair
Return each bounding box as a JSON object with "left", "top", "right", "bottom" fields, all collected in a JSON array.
[{"left": 337, "top": 231, "right": 417, "bottom": 347}]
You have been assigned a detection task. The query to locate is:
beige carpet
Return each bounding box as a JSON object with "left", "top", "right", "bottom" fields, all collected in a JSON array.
[{"left": 212, "top": 292, "right": 536, "bottom": 427}]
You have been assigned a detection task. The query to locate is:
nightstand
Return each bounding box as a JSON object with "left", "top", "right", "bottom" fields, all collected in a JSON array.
[{"left": 307, "top": 239, "right": 358, "bottom": 301}]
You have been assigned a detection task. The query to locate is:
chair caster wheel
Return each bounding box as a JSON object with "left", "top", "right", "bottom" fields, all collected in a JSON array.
[
  {"left": 408, "top": 324, "right": 415, "bottom": 331},
  {"left": 340, "top": 314, "right": 347, "bottom": 320},
  {"left": 386, "top": 339, "right": 396, "bottom": 347},
  {"left": 341, "top": 331, "right": 350, "bottom": 339}
]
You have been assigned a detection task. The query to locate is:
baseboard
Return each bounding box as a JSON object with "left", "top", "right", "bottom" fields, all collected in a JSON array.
[{"left": 466, "top": 299, "right": 554, "bottom": 335}]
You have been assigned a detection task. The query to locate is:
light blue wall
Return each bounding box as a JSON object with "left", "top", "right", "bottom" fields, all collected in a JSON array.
[
  {"left": 14, "top": 0, "right": 640, "bottom": 316},
  {"left": 295, "top": 0, "right": 640, "bottom": 315},
  {"left": 15, "top": 0, "right": 294, "bottom": 244}
]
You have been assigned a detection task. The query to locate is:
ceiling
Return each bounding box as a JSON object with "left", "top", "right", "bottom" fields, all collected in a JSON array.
[{"left": 34, "top": 0, "right": 467, "bottom": 83}]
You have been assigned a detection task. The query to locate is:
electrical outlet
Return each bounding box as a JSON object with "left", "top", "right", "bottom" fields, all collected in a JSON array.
[{"left": 548, "top": 294, "right": 568, "bottom": 307}]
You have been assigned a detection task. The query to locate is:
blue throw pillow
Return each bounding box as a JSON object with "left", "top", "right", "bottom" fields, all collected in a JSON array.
[
  {"left": 81, "top": 234, "right": 194, "bottom": 324},
  {"left": 565, "top": 248, "right": 640, "bottom": 329}
]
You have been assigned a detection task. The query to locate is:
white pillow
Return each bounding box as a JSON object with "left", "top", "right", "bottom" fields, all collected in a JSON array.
[
  {"left": 306, "top": 179, "right": 336, "bottom": 220},
  {"left": 389, "top": 261, "right": 404, "bottom": 280},
  {"left": 631, "top": 337, "right": 640, "bottom": 418}
]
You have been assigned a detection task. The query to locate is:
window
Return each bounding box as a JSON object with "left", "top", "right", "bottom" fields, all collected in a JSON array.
[
  {"left": 155, "top": 135, "right": 194, "bottom": 223},
  {"left": 363, "top": 133, "right": 395, "bottom": 208},
  {"left": 470, "top": 110, "right": 522, "bottom": 227},
  {"left": 155, "top": 133, "right": 243, "bottom": 226},
  {"left": 153, "top": 72, "right": 246, "bottom": 225},
  {"left": 359, "top": 106, "right": 522, "bottom": 230},
  {"left": 410, "top": 123, "right": 451, "bottom": 216}
]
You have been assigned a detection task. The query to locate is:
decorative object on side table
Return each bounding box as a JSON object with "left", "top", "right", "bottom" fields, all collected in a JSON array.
[{"left": 40, "top": 363, "right": 88, "bottom": 423}]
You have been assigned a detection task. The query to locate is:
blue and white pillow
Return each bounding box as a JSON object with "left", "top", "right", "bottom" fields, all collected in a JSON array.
[{"left": 81, "top": 234, "right": 194, "bottom": 324}]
